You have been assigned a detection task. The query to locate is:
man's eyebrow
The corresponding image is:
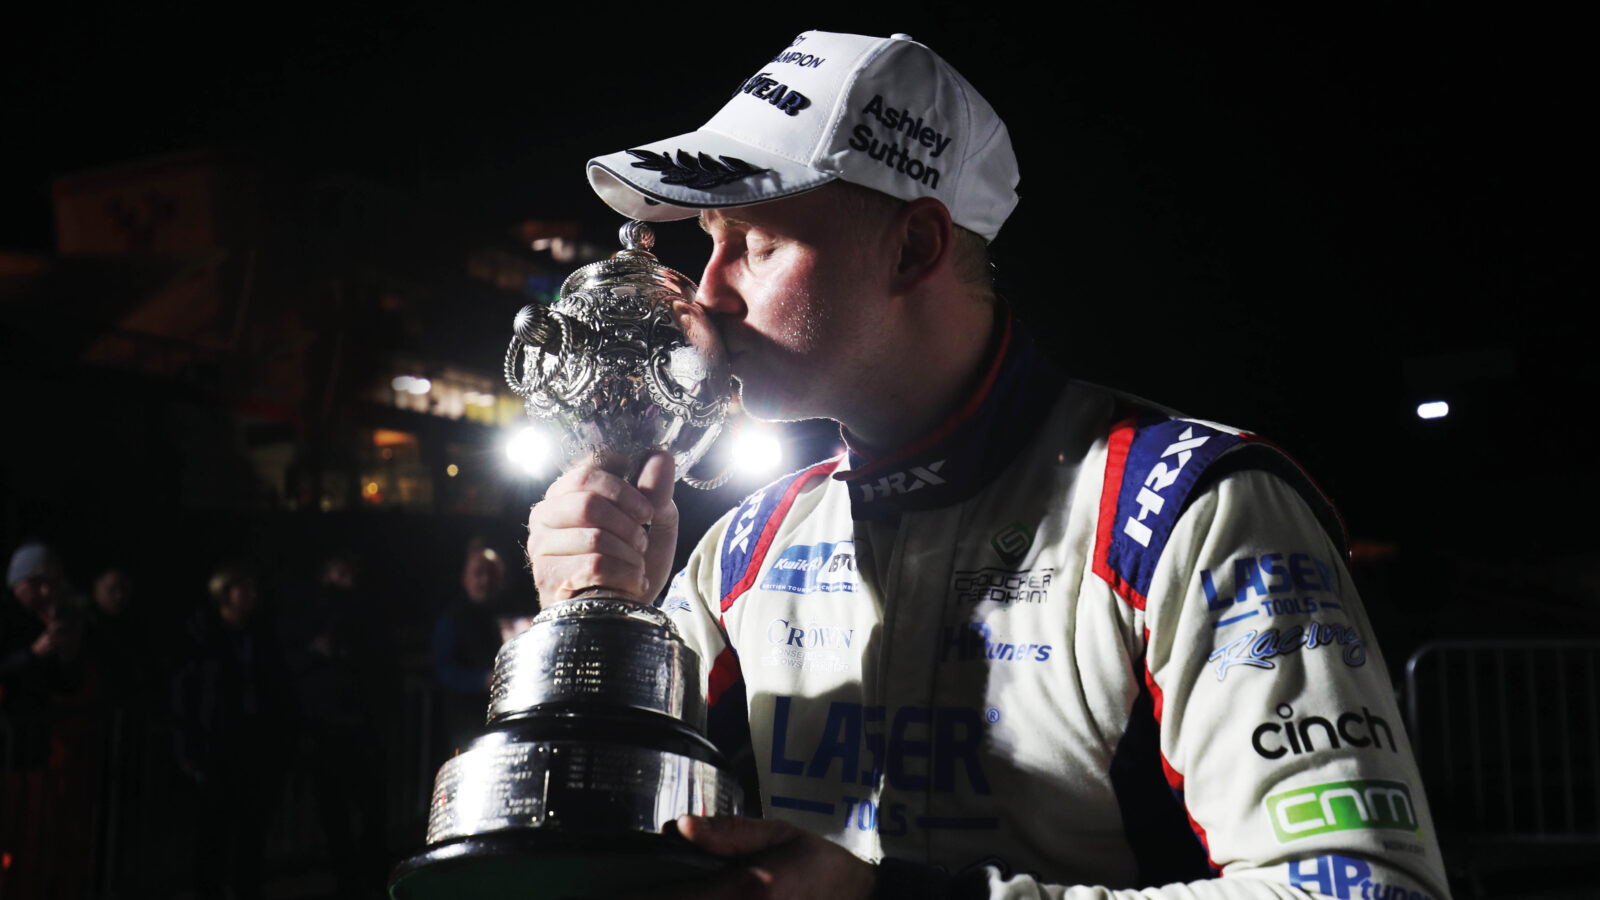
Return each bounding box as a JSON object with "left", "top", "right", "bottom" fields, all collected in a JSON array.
[{"left": 697, "top": 213, "right": 750, "bottom": 235}]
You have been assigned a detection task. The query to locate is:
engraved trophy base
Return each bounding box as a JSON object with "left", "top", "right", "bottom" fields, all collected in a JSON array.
[{"left": 389, "top": 600, "right": 746, "bottom": 899}]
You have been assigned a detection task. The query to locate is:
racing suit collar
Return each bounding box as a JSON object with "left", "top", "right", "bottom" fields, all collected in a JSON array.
[{"left": 835, "top": 304, "right": 1066, "bottom": 519}]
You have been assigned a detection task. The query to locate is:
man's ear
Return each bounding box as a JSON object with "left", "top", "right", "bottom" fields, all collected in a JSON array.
[{"left": 891, "top": 197, "right": 954, "bottom": 294}]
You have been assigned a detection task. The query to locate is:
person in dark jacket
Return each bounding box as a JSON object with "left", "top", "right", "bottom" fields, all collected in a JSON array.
[{"left": 171, "top": 561, "right": 294, "bottom": 900}]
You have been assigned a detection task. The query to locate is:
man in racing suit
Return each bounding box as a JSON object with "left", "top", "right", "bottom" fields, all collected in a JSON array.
[{"left": 528, "top": 30, "right": 1451, "bottom": 900}]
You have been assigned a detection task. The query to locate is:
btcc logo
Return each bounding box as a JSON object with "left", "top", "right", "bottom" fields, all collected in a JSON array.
[
  {"left": 1123, "top": 427, "right": 1210, "bottom": 547},
  {"left": 857, "top": 460, "right": 946, "bottom": 503},
  {"left": 760, "top": 541, "right": 859, "bottom": 595}
]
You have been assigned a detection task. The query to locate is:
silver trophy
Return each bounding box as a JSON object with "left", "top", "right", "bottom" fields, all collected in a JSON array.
[
  {"left": 505, "top": 218, "right": 732, "bottom": 487},
  {"left": 390, "top": 223, "right": 745, "bottom": 900}
]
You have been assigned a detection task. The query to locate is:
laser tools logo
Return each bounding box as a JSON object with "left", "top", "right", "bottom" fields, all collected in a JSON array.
[{"left": 1265, "top": 779, "right": 1420, "bottom": 843}]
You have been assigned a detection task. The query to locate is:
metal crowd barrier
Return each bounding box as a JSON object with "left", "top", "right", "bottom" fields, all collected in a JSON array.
[
  {"left": 1404, "top": 640, "right": 1600, "bottom": 895},
  {"left": 1, "top": 672, "right": 440, "bottom": 897}
]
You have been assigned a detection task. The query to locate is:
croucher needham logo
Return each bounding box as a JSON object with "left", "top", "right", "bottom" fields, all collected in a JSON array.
[
  {"left": 848, "top": 95, "right": 955, "bottom": 189},
  {"left": 626, "top": 149, "right": 772, "bottom": 189}
]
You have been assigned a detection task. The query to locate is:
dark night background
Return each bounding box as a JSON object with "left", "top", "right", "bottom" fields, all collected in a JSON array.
[
  {"left": 5, "top": 6, "right": 1590, "bottom": 546},
  {"left": 1, "top": 4, "right": 1595, "bottom": 897}
]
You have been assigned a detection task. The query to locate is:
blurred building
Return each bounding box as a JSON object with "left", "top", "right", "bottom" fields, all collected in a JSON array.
[{"left": 0, "top": 148, "right": 604, "bottom": 524}]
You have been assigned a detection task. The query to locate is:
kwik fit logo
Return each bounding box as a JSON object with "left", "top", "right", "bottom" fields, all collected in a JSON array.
[{"left": 1266, "top": 779, "right": 1419, "bottom": 842}]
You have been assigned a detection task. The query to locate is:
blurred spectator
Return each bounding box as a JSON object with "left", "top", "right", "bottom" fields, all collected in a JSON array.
[
  {"left": 171, "top": 561, "right": 294, "bottom": 900},
  {"left": 82, "top": 566, "right": 158, "bottom": 709},
  {"left": 284, "top": 551, "right": 394, "bottom": 898},
  {"left": 430, "top": 540, "right": 509, "bottom": 757},
  {"left": 1, "top": 541, "right": 88, "bottom": 898}
]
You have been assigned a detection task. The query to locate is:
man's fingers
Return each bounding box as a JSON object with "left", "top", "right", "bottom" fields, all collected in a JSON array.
[
  {"left": 531, "top": 493, "right": 651, "bottom": 551},
  {"left": 534, "top": 526, "right": 648, "bottom": 561},
  {"left": 546, "top": 462, "right": 655, "bottom": 524},
  {"left": 675, "top": 815, "right": 801, "bottom": 858}
]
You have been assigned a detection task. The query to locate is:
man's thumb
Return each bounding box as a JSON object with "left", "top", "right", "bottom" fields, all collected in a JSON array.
[{"left": 675, "top": 815, "right": 798, "bottom": 857}]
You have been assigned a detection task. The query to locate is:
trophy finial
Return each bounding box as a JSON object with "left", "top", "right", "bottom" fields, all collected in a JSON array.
[{"left": 618, "top": 220, "right": 655, "bottom": 254}]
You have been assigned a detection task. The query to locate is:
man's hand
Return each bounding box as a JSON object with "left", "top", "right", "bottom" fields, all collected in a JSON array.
[
  {"left": 526, "top": 452, "right": 680, "bottom": 604},
  {"left": 659, "top": 815, "right": 877, "bottom": 900}
]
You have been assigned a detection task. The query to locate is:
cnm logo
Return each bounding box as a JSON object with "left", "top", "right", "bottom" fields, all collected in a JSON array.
[{"left": 1266, "top": 779, "right": 1418, "bottom": 843}]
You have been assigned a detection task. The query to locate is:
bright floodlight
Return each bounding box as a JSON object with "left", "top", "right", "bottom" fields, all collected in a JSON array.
[
  {"left": 506, "top": 426, "right": 553, "bottom": 476},
  {"left": 391, "top": 375, "right": 432, "bottom": 395},
  {"left": 1416, "top": 401, "right": 1449, "bottom": 420},
  {"left": 733, "top": 426, "right": 783, "bottom": 477}
]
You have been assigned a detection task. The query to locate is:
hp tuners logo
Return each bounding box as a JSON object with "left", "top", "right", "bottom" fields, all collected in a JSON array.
[
  {"left": 941, "top": 622, "right": 1051, "bottom": 663},
  {"left": 1124, "top": 427, "right": 1211, "bottom": 547},
  {"left": 759, "top": 542, "right": 858, "bottom": 595},
  {"left": 1266, "top": 779, "right": 1419, "bottom": 842},
  {"left": 1288, "top": 856, "right": 1436, "bottom": 900},
  {"left": 857, "top": 460, "right": 946, "bottom": 503}
]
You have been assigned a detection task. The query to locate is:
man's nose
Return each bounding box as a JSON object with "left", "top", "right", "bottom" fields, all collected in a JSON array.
[{"left": 696, "top": 250, "right": 745, "bottom": 317}]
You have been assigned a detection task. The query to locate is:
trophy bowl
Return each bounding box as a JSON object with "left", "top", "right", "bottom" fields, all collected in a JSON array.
[{"left": 504, "top": 219, "right": 733, "bottom": 487}]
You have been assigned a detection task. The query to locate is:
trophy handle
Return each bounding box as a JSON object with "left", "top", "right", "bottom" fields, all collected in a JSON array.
[{"left": 680, "top": 460, "right": 733, "bottom": 491}]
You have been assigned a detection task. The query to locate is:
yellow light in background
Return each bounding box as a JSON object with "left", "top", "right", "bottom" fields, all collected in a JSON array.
[
  {"left": 446, "top": 464, "right": 460, "bottom": 477},
  {"left": 364, "top": 482, "right": 380, "bottom": 496}
]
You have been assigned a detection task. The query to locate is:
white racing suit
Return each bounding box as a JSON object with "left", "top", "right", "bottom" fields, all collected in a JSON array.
[{"left": 661, "top": 315, "right": 1451, "bottom": 899}]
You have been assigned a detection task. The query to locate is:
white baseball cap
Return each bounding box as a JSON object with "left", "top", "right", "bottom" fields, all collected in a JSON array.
[{"left": 587, "top": 31, "right": 1020, "bottom": 242}]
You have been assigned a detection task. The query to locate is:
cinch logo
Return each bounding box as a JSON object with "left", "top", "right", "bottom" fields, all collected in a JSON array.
[
  {"left": 857, "top": 460, "right": 946, "bottom": 503},
  {"left": 1251, "top": 703, "right": 1398, "bottom": 759},
  {"left": 760, "top": 541, "right": 859, "bottom": 594},
  {"left": 1266, "top": 779, "right": 1419, "bottom": 842},
  {"left": 951, "top": 568, "right": 1054, "bottom": 605},
  {"left": 1123, "top": 427, "right": 1210, "bottom": 548},
  {"left": 769, "top": 696, "right": 992, "bottom": 795},
  {"left": 990, "top": 523, "right": 1033, "bottom": 566},
  {"left": 1288, "top": 855, "right": 1436, "bottom": 900}
]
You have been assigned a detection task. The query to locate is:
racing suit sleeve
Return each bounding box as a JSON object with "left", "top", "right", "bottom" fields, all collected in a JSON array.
[{"left": 877, "top": 469, "right": 1452, "bottom": 900}]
